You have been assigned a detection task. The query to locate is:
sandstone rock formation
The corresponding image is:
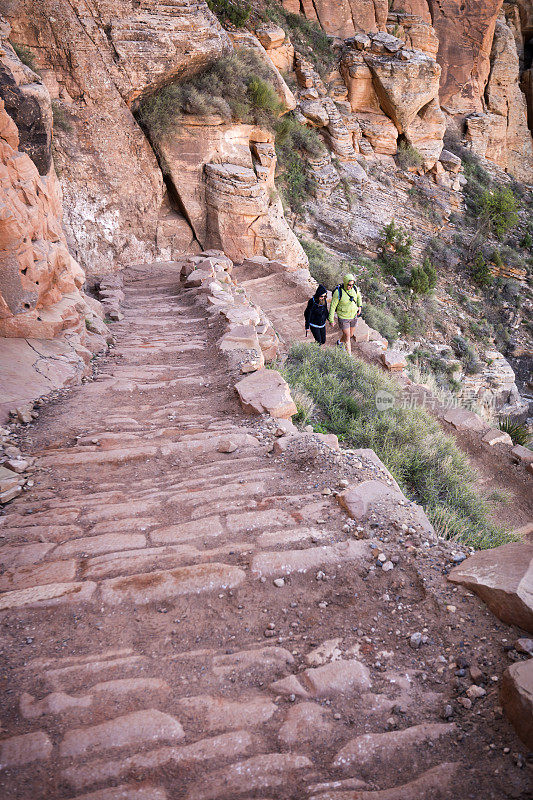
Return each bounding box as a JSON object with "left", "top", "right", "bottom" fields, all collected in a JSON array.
[
  {"left": 466, "top": 15, "right": 533, "bottom": 181},
  {"left": 0, "top": 96, "right": 107, "bottom": 419},
  {"left": 1, "top": 2, "right": 231, "bottom": 277},
  {"left": 279, "top": 0, "right": 389, "bottom": 38}
]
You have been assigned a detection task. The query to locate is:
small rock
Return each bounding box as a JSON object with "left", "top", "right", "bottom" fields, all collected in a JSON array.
[
  {"left": 457, "top": 697, "right": 472, "bottom": 709},
  {"left": 466, "top": 685, "right": 486, "bottom": 699},
  {"left": 410, "top": 632, "right": 422, "bottom": 649},
  {"left": 469, "top": 666, "right": 484, "bottom": 684},
  {"left": 442, "top": 704, "right": 454, "bottom": 719},
  {"left": 514, "top": 638, "right": 533, "bottom": 656},
  {"left": 217, "top": 439, "right": 238, "bottom": 453},
  {"left": 382, "top": 561, "right": 394, "bottom": 572},
  {"left": 377, "top": 553, "right": 387, "bottom": 563},
  {"left": 273, "top": 578, "right": 285, "bottom": 588},
  {"left": 446, "top": 605, "right": 457, "bottom": 613}
]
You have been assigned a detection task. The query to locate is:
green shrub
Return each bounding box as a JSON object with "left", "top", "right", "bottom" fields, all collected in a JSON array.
[
  {"left": 498, "top": 416, "right": 531, "bottom": 446},
  {"left": 206, "top": 0, "right": 251, "bottom": 26},
  {"left": 396, "top": 140, "right": 423, "bottom": 170},
  {"left": 51, "top": 101, "right": 72, "bottom": 133},
  {"left": 452, "top": 334, "right": 482, "bottom": 375},
  {"left": 410, "top": 257, "right": 437, "bottom": 294},
  {"left": 476, "top": 186, "right": 519, "bottom": 240},
  {"left": 275, "top": 114, "right": 325, "bottom": 213},
  {"left": 362, "top": 303, "right": 399, "bottom": 344},
  {"left": 10, "top": 41, "right": 38, "bottom": 71},
  {"left": 469, "top": 251, "right": 493, "bottom": 288},
  {"left": 299, "top": 237, "right": 343, "bottom": 288},
  {"left": 282, "top": 343, "right": 509, "bottom": 548},
  {"left": 520, "top": 232, "right": 532, "bottom": 249},
  {"left": 378, "top": 220, "right": 412, "bottom": 284},
  {"left": 136, "top": 49, "right": 282, "bottom": 137},
  {"left": 262, "top": 2, "right": 334, "bottom": 77}
]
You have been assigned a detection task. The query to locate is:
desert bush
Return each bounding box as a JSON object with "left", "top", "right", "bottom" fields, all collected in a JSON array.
[
  {"left": 410, "top": 257, "right": 437, "bottom": 294},
  {"left": 137, "top": 49, "right": 282, "bottom": 137},
  {"left": 10, "top": 41, "right": 38, "bottom": 71},
  {"left": 206, "top": 0, "right": 251, "bottom": 26},
  {"left": 378, "top": 220, "right": 412, "bottom": 284},
  {"left": 275, "top": 114, "right": 325, "bottom": 213},
  {"left": 476, "top": 186, "right": 519, "bottom": 240},
  {"left": 299, "top": 237, "right": 343, "bottom": 288},
  {"left": 452, "top": 334, "right": 482, "bottom": 375},
  {"left": 262, "top": 2, "right": 334, "bottom": 76},
  {"left": 362, "top": 303, "right": 399, "bottom": 344},
  {"left": 469, "top": 251, "right": 493, "bottom": 288},
  {"left": 282, "top": 342, "right": 509, "bottom": 548},
  {"left": 396, "top": 140, "right": 423, "bottom": 170},
  {"left": 51, "top": 101, "right": 72, "bottom": 133}
]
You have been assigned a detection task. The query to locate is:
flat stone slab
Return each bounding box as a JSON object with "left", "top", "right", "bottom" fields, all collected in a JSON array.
[
  {"left": 302, "top": 659, "right": 372, "bottom": 697},
  {"left": 235, "top": 369, "right": 297, "bottom": 419},
  {"left": 481, "top": 428, "right": 513, "bottom": 446},
  {"left": 381, "top": 350, "right": 407, "bottom": 371},
  {"left": 212, "top": 646, "right": 294, "bottom": 677},
  {"left": 332, "top": 723, "right": 455, "bottom": 774},
  {"left": 66, "top": 785, "right": 168, "bottom": 800},
  {"left": 278, "top": 702, "right": 333, "bottom": 745},
  {"left": 250, "top": 540, "right": 368, "bottom": 578},
  {"left": 60, "top": 709, "right": 184, "bottom": 758},
  {"left": 53, "top": 533, "right": 147, "bottom": 558},
  {"left": 309, "top": 762, "right": 459, "bottom": 800},
  {"left": 62, "top": 732, "right": 254, "bottom": 792},
  {"left": 443, "top": 407, "right": 488, "bottom": 433},
  {"left": 337, "top": 480, "right": 403, "bottom": 519},
  {"left": 177, "top": 695, "right": 277, "bottom": 731},
  {"left": 0, "top": 730, "right": 53, "bottom": 767},
  {"left": 101, "top": 563, "right": 245, "bottom": 605},
  {"left": 448, "top": 541, "right": 533, "bottom": 633},
  {"left": 500, "top": 659, "right": 533, "bottom": 750},
  {"left": 0, "top": 581, "right": 96, "bottom": 611},
  {"left": 184, "top": 753, "right": 312, "bottom": 800},
  {"left": 0, "top": 559, "right": 77, "bottom": 591}
]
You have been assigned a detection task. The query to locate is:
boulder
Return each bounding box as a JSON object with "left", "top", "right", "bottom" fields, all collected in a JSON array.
[
  {"left": 448, "top": 541, "right": 533, "bottom": 633},
  {"left": 273, "top": 432, "right": 339, "bottom": 454},
  {"left": 337, "top": 480, "right": 403, "bottom": 520},
  {"left": 235, "top": 369, "right": 297, "bottom": 419},
  {"left": 442, "top": 408, "right": 488, "bottom": 433},
  {"left": 500, "top": 660, "right": 533, "bottom": 750},
  {"left": 364, "top": 49, "right": 441, "bottom": 133},
  {"left": 381, "top": 350, "right": 407, "bottom": 371},
  {"left": 511, "top": 445, "right": 533, "bottom": 467},
  {"left": 439, "top": 149, "right": 462, "bottom": 174},
  {"left": 481, "top": 428, "right": 513, "bottom": 447}
]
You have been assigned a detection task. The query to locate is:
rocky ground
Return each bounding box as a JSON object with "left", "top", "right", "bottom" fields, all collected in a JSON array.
[{"left": 0, "top": 263, "right": 531, "bottom": 799}]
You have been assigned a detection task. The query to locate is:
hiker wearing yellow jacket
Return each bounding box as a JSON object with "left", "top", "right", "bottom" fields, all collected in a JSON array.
[{"left": 328, "top": 272, "right": 362, "bottom": 355}]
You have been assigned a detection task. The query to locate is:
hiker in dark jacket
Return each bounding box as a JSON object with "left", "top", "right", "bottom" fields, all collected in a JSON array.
[{"left": 304, "top": 284, "right": 328, "bottom": 345}]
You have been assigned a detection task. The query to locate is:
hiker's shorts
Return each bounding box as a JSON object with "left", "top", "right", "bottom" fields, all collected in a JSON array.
[{"left": 338, "top": 317, "right": 357, "bottom": 331}]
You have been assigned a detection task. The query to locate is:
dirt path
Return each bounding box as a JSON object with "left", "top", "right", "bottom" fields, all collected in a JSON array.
[
  {"left": 232, "top": 261, "right": 533, "bottom": 533},
  {"left": 0, "top": 263, "right": 531, "bottom": 799}
]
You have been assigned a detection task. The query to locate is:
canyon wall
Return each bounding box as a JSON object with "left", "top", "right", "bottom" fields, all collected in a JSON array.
[
  {"left": 276, "top": 0, "right": 533, "bottom": 180},
  {"left": 1, "top": 0, "right": 232, "bottom": 277}
]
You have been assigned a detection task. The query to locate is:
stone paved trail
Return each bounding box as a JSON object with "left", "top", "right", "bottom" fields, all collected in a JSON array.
[{"left": 0, "top": 263, "right": 531, "bottom": 799}]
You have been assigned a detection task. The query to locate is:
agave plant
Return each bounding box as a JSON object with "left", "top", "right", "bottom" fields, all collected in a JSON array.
[{"left": 498, "top": 416, "right": 532, "bottom": 447}]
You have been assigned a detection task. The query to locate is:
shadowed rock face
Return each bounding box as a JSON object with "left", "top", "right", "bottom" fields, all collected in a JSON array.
[{"left": 0, "top": 46, "right": 51, "bottom": 175}]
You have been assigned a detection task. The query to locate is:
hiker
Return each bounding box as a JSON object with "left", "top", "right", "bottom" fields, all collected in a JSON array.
[
  {"left": 328, "top": 272, "right": 362, "bottom": 355},
  {"left": 304, "top": 284, "right": 328, "bottom": 345}
]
